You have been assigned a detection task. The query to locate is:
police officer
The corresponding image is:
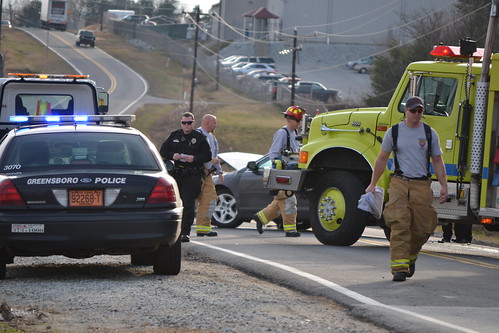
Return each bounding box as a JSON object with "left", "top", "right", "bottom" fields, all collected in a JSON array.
[
  {"left": 253, "top": 105, "right": 306, "bottom": 237},
  {"left": 160, "top": 112, "right": 212, "bottom": 242}
]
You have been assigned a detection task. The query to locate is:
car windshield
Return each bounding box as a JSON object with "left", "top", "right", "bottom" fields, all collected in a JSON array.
[{"left": 1, "top": 132, "right": 160, "bottom": 171}]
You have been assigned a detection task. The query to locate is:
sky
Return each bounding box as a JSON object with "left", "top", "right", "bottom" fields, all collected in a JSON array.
[{"left": 178, "top": 1, "right": 219, "bottom": 13}]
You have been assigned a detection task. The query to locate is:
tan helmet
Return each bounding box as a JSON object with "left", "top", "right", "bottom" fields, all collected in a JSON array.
[{"left": 283, "top": 105, "right": 306, "bottom": 121}]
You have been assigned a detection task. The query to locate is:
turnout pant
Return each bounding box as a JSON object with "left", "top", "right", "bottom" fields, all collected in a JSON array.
[
  {"left": 196, "top": 170, "right": 217, "bottom": 234},
  {"left": 383, "top": 177, "right": 437, "bottom": 274},
  {"left": 256, "top": 190, "right": 297, "bottom": 232}
]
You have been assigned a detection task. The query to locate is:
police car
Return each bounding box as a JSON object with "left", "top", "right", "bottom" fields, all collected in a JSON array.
[{"left": 0, "top": 115, "right": 182, "bottom": 279}]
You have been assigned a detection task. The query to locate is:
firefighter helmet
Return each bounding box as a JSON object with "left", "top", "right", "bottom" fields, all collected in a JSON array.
[{"left": 283, "top": 105, "right": 306, "bottom": 121}]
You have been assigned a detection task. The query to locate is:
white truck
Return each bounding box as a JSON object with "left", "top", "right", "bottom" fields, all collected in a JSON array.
[
  {"left": 0, "top": 73, "right": 109, "bottom": 137},
  {"left": 40, "top": 0, "right": 68, "bottom": 31}
]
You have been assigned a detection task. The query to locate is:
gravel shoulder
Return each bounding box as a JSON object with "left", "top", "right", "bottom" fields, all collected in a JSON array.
[{"left": 0, "top": 249, "right": 388, "bottom": 333}]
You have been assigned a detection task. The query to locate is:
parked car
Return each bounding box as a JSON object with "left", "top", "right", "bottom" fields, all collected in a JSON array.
[
  {"left": 140, "top": 15, "right": 176, "bottom": 25},
  {"left": 292, "top": 81, "right": 341, "bottom": 104},
  {"left": 75, "top": 29, "right": 95, "bottom": 48},
  {"left": 233, "top": 63, "right": 277, "bottom": 75},
  {"left": 346, "top": 56, "right": 374, "bottom": 69},
  {"left": 221, "top": 56, "right": 275, "bottom": 67},
  {"left": 212, "top": 153, "right": 310, "bottom": 230},
  {"left": 352, "top": 62, "right": 374, "bottom": 74},
  {"left": 121, "top": 14, "right": 149, "bottom": 24},
  {"left": 1, "top": 20, "right": 12, "bottom": 28},
  {"left": 0, "top": 115, "right": 183, "bottom": 279}
]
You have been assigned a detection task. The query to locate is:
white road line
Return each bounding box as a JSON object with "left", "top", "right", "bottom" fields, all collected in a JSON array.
[{"left": 193, "top": 241, "right": 480, "bottom": 333}]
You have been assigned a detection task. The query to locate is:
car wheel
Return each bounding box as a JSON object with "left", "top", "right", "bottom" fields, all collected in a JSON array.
[
  {"left": 327, "top": 95, "right": 339, "bottom": 105},
  {"left": 309, "top": 171, "right": 368, "bottom": 246},
  {"left": 211, "top": 188, "right": 243, "bottom": 228},
  {"left": 359, "top": 67, "right": 367, "bottom": 74},
  {"left": 0, "top": 255, "right": 6, "bottom": 280},
  {"left": 153, "top": 238, "right": 181, "bottom": 275}
]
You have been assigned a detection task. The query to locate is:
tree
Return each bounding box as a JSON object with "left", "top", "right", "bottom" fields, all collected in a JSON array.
[
  {"left": 16, "top": 0, "right": 41, "bottom": 28},
  {"left": 364, "top": 1, "right": 492, "bottom": 106},
  {"left": 156, "top": 0, "right": 178, "bottom": 18}
]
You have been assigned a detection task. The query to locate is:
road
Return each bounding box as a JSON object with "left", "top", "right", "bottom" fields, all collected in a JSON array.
[
  {"left": 12, "top": 28, "right": 499, "bottom": 333},
  {"left": 190, "top": 225, "right": 499, "bottom": 333},
  {"left": 21, "top": 28, "right": 148, "bottom": 115}
]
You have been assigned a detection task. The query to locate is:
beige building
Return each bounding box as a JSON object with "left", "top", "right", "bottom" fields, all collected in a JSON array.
[{"left": 211, "top": 0, "right": 456, "bottom": 45}]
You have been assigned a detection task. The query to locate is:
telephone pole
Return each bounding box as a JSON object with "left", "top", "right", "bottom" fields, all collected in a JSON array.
[{"left": 185, "top": 6, "right": 209, "bottom": 113}]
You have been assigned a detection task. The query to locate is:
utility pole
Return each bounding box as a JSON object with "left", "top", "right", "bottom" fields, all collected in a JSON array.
[
  {"left": 189, "top": 6, "right": 200, "bottom": 113},
  {"left": 290, "top": 28, "right": 298, "bottom": 106},
  {"left": 215, "top": 0, "right": 222, "bottom": 91},
  {"left": 184, "top": 6, "right": 208, "bottom": 113},
  {"left": 278, "top": 29, "right": 301, "bottom": 106},
  {"left": 100, "top": 0, "right": 104, "bottom": 32}
]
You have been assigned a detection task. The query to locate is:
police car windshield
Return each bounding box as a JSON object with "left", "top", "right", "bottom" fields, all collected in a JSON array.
[{"left": 1, "top": 133, "right": 160, "bottom": 170}]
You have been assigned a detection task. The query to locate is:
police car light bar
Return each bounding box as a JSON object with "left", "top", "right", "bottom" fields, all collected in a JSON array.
[
  {"left": 8, "top": 73, "right": 90, "bottom": 80},
  {"left": 430, "top": 45, "right": 484, "bottom": 61},
  {"left": 9, "top": 115, "right": 136, "bottom": 124}
]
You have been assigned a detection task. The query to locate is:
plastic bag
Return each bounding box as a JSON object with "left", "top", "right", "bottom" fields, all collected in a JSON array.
[{"left": 357, "top": 186, "right": 384, "bottom": 219}]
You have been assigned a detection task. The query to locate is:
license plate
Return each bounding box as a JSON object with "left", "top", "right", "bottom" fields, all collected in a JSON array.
[
  {"left": 12, "top": 224, "right": 45, "bottom": 233},
  {"left": 69, "top": 190, "right": 103, "bottom": 207}
]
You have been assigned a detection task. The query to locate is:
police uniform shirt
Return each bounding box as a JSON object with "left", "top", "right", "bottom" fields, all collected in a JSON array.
[
  {"left": 160, "top": 128, "right": 211, "bottom": 168},
  {"left": 381, "top": 121, "right": 442, "bottom": 178}
]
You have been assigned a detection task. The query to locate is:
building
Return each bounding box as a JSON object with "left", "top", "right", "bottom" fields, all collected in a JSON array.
[{"left": 211, "top": 0, "right": 456, "bottom": 45}]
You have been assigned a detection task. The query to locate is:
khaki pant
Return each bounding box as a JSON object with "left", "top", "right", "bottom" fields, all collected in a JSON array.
[
  {"left": 256, "top": 190, "right": 297, "bottom": 232},
  {"left": 195, "top": 170, "right": 217, "bottom": 234},
  {"left": 383, "top": 177, "right": 438, "bottom": 274}
]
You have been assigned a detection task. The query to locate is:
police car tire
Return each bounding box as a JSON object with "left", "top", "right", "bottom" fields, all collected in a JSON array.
[
  {"left": 153, "top": 238, "right": 181, "bottom": 275},
  {"left": 310, "top": 171, "right": 368, "bottom": 246},
  {"left": 0, "top": 256, "right": 6, "bottom": 280}
]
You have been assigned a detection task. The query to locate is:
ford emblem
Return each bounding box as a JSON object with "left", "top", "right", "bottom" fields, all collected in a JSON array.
[{"left": 80, "top": 178, "right": 92, "bottom": 183}]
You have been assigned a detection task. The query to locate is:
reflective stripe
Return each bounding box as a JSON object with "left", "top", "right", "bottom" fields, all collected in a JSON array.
[
  {"left": 196, "top": 225, "right": 212, "bottom": 233},
  {"left": 283, "top": 224, "right": 297, "bottom": 232},
  {"left": 391, "top": 259, "right": 410, "bottom": 269},
  {"left": 257, "top": 210, "right": 269, "bottom": 225}
]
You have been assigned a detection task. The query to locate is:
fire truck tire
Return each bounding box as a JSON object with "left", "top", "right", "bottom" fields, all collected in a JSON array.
[
  {"left": 211, "top": 188, "right": 243, "bottom": 228},
  {"left": 483, "top": 223, "right": 499, "bottom": 232},
  {"left": 153, "top": 238, "right": 181, "bottom": 275},
  {"left": 310, "top": 171, "right": 368, "bottom": 246}
]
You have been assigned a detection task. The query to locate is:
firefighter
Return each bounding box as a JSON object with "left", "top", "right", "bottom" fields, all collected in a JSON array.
[
  {"left": 366, "top": 96, "right": 448, "bottom": 282},
  {"left": 160, "top": 112, "right": 212, "bottom": 243},
  {"left": 195, "top": 114, "right": 223, "bottom": 237},
  {"left": 253, "top": 105, "right": 306, "bottom": 237}
]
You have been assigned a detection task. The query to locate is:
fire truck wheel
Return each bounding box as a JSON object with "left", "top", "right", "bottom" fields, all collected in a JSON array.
[
  {"left": 211, "top": 188, "right": 243, "bottom": 228},
  {"left": 310, "top": 171, "right": 368, "bottom": 246}
]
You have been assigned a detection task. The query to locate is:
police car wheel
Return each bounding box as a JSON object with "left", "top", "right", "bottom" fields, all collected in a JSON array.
[
  {"left": 153, "top": 238, "right": 181, "bottom": 275},
  {"left": 310, "top": 171, "right": 368, "bottom": 246},
  {"left": 211, "top": 188, "right": 243, "bottom": 228},
  {"left": 0, "top": 255, "right": 6, "bottom": 280}
]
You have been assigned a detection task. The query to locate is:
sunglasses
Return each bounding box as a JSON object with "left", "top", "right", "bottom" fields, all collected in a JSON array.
[
  {"left": 408, "top": 108, "right": 424, "bottom": 114},
  {"left": 181, "top": 121, "right": 193, "bottom": 125}
]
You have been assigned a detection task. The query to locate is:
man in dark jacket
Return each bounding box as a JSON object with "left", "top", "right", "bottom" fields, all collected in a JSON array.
[{"left": 160, "top": 112, "right": 211, "bottom": 242}]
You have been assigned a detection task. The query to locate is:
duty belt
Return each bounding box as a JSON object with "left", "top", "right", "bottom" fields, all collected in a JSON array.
[{"left": 391, "top": 174, "right": 429, "bottom": 181}]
